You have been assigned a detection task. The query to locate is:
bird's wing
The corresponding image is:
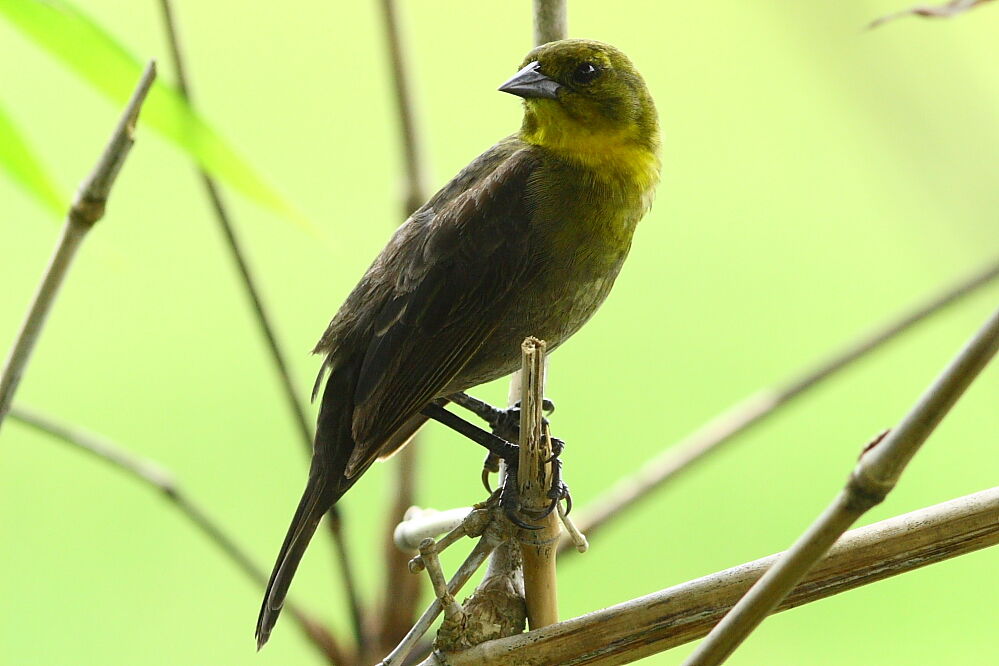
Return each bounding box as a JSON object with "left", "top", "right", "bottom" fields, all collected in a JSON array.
[{"left": 343, "top": 146, "right": 540, "bottom": 477}]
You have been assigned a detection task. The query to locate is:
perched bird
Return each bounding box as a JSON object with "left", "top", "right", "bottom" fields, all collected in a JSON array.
[{"left": 256, "top": 38, "right": 660, "bottom": 648}]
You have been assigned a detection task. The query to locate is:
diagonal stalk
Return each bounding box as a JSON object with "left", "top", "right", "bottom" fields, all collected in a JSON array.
[
  {"left": 0, "top": 63, "right": 156, "bottom": 433},
  {"left": 374, "top": 0, "right": 434, "bottom": 658},
  {"left": 155, "top": 0, "right": 364, "bottom": 650},
  {"left": 684, "top": 304, "right": 999, "bottom": 665},
  {"left": 9, "top": 404, "right": 345, "bottom": 664},
  {"left": 565, "top": 257, "right": 999, "bottom": 551}
]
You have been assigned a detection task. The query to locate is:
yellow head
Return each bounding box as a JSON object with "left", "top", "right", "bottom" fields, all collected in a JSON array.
[{"left": 499, "top": 39, "right": 660, "bottom": 181}]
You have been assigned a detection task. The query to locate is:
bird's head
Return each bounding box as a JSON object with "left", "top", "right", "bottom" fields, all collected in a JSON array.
[{"left": 500, "top": 39, "right": 659, "bottom": 167}]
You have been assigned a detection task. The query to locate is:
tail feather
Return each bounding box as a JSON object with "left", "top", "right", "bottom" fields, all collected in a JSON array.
[
  {"left": 256, "top": 355, "right": 364, "bottom": 649},
  {"left": 255, "top": 473, "right": 337, "bottom": 650}
]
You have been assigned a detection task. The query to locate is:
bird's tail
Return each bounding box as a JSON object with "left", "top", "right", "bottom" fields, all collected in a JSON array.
[{"left": 255, "top": 470, "right": 339, "bottom": 649}]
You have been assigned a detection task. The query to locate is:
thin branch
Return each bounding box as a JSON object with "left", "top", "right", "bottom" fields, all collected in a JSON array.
[
  {"left": 376, "top": 0, "right": 434, "bottom": 656},
  {"left": 155, "top": 1, "right": 365, "bottom": 650},
  {"left": 869, "top": 0, "right": 995, "bottom": 28},
  {"left": 516, "top": 338, "right": 559, "bottom": 629},
  {"left": 8, "top": 404, "right": 344, "bottom": 664},
  {"left": 533, "top": 0, "right": 568, "bottom": 45},
  {"left": 430, "top": 485, "right": 999, "bottom": 665},
  {"left": 155, "top": 0, "right": 313, "bottom": 455},
  {"left": 394, "top": 507, "right": 471, "bottom": 551},
  {"left": 685, "top": 305, "right": 999, "bottom": 665},
  {"left": 0, "top": 62, "right": 156, "bottom": 433},
  {"left": 565, "top": 257, "right": 999, "bottom": 551},
  {"left": 326, "top": 509, "right": 367, "bottom": 658},
  {"left": 380, "top": 534, "right": 499, "bottom": 665},
  {"left": 380, "top": 0, "right": 431, "bottom": 213}
]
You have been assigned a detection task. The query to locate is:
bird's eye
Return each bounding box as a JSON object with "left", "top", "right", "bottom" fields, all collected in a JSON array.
[{"left": 572, "top": 62, "right": 601, "bottom": 85}]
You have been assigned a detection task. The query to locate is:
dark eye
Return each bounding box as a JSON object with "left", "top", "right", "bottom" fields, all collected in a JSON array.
[{"left": 572, "top": 62, "right": 601, "bottom": 85}]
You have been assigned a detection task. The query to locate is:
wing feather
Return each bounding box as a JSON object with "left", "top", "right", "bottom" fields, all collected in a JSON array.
[{"left": 344, "top": 147, "right": 540, "bottom": 475}]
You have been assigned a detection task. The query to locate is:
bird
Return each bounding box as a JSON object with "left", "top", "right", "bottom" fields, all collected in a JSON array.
[{"left": 256, "top": 38, "right": 660, "bottom": 648}]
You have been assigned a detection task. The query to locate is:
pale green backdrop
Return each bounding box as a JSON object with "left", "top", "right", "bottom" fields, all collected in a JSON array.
[{"left": 1, "top": 1, "right": 997, "bottom": 664}]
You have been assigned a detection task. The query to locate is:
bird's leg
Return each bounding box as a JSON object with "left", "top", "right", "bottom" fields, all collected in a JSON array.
[
  {"left": 421, "top": 402, "right": 538, "bottom": 529},
  {"left": 421, "top": 401, "right": 569, "bottom": 528},
  {"left": 448, "top": 392, "right": 555, "bottom": 443},
  {"left": 446, "top": 392, "right": 557, "bottom": 494},
  {"left": 421, "top": 402, "right": 518, "bottom": 461}
]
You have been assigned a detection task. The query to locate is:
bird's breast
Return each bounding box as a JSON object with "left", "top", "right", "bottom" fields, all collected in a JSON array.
[{"left": 452, "top": 163, "right": 651, "bottom": 389}]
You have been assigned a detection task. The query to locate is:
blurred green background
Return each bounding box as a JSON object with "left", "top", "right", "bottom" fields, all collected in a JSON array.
[{"left": 2, "top": 1, "right": 998, "bottom": 664}]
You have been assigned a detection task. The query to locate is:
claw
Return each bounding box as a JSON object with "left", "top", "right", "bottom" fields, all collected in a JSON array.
[
  {"left": 504, "top": 503, "right": 543, "bottom": 530},
  {"left": 539, "top": 496, "right": 559, "bottom": 519}
]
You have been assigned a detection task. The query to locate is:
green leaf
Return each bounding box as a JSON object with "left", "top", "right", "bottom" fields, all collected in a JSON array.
[
  {"left": 0, "top": 101, "right": 65, "bottom": 216},
  {"left": 0, "top": 0, "right": 315, "bottom": 234}
]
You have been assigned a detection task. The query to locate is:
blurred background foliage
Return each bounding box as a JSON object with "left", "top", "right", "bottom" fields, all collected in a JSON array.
[{"left": 1, "top": 1, "right": 997, "bottom": 664}]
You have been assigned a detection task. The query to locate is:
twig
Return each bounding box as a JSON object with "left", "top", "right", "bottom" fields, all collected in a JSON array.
[
  {"left": 157, "top": 0, "right": 313, "bottom": 455},
  {"left": 516, "top": 338, "right": 559, "bottom": 629},
  {"left": 0, "top": 62, "right": 156, "bottom": 433},
  {"left": 684, "top": 305, "right": 999, "bottom": 665},
  {"left": 565, "top": 257, "right": 999, "bottom": 551},
  {"left": 380, "top": 0, "right": 431, "bottom": 214},
  {"left": 8, "top": 404, "right": 344, "bottom": 664},
  {"left": 431, "top": 485, "right": 999, "bottom": 665},
  {"left": 869, "top": 0, "right": 995, "bottom": 29},
  {"left": 380, "top": 533, "right": 499, "bottom": 665},
  {"left": 394, "top": 507, "right": 472, "bottom": 551},
  {"left": 533, "top": 0, "right": 568, "bottom": 44},
  {"left": 375, "top": 0, "right": 435, "bottom": 656},
  {"left": 155, "top": 1, "right": 366, "bottom": 649}
]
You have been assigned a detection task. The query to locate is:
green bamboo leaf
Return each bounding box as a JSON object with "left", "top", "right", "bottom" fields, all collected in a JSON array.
[
  {"left": 0, "top": 101, "right": 65, "bottom": 216},
  {"left": 0, "top": 0, "right": 316, "bottom": 234}
]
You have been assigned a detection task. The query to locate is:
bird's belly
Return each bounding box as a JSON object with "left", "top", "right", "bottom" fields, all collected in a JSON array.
[{"left": 449, "top": 246, "right": 628, "bottom": 390}]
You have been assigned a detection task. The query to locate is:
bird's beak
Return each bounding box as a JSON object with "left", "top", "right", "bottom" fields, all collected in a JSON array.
[{"left": 498, "top": 62, "right": 562, "bottom": 100}]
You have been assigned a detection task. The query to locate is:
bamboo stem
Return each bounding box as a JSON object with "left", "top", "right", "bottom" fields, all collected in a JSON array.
[
  {"left": 433, "top": 485, "right": 999, "bottom": 665},
  {"left": 684, "top": 305, "right": 999, "bottom": 665},
  {"left": 375, "top": 0, "right": 434, "bottom": 655},
  {"left": 156, "top": 2, "right": 365, "bottom": 653},
  {"left": 533, "top": 0, "right": 568, "bottom": 44},
  {"left": 516, "top": 338, "right": 559, "bottom": 629},
  {"left": 0, "top": 62, "right": 156, "bottom": 433},
  {"left": 565, "top": 257, "right": 999, "bottom": 552}
]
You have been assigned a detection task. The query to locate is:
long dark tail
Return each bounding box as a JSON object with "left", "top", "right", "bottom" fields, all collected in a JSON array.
[
  {"left": 255, "top": 469, "right": 340, "bottom": 649},
  {"left": 256, "top": 355, "right": 365, "bottom": 650}
]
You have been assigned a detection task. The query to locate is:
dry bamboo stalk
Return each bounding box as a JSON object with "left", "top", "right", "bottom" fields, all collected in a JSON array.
[
  {"left": 685, "top": 305, "right": 999, "bottom": 665},
  {"left": 0, "top": 62, "right": 156, "bottom": 433},
  {"left": 427, "top": 485, "right": 999, "bottom": 666},
  {"left": 517, "top": 338, "right": 560, "bottom": 629}
]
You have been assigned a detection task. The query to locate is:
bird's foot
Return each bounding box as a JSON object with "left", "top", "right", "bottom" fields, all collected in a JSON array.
[
  {"left": 497, "top": 461, "right": 542, "bottom": 530},
  {"left": 448, "top": 392, "right": 555, "bottom": 442},
  {"left": 421, "top": 400, "right": 569, "bottom": 527},
  {"left": 496, "top": 435, "right": 571, "bottom": 528}
]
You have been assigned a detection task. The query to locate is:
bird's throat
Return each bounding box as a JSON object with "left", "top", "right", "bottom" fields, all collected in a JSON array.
[{"left": 520, "top": 104, "right": 660, "bottom": 193}]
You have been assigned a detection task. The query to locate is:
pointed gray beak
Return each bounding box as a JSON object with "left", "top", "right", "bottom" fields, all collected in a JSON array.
[{"left": 498, "top": 62, "right": 562, "bottom": 100}]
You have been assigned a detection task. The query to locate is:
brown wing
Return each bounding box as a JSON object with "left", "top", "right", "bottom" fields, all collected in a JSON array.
[{"left": 342, "top": 146, "right": 540, "bottom": 477}]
